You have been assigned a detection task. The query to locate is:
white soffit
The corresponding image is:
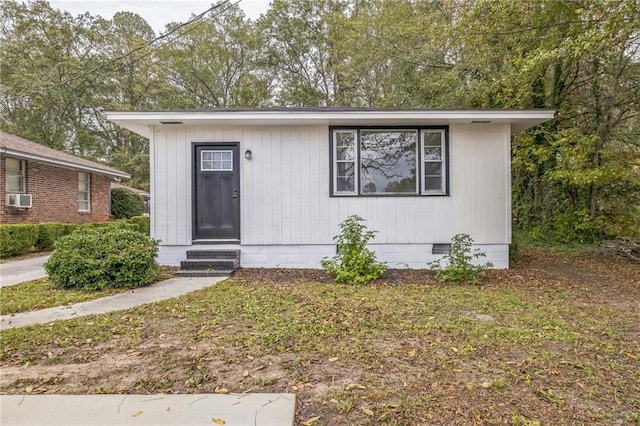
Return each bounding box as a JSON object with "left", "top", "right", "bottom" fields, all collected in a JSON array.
[{"left": 106, "top": 109, "right": 555, "bottom": 136}]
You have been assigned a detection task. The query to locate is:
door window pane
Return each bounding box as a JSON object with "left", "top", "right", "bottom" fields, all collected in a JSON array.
[{"left": 202, "top": 150, "right": 233, "bottom": 171}]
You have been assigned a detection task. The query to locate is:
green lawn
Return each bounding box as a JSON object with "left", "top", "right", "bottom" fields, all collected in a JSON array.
[{"left": 0, "top": 249, "right": 638, "bottom": 425}]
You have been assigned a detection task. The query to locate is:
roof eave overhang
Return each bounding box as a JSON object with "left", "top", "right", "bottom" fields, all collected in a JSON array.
[
  {"left": 106, "top": 110, "right": 555, "bottom": 137},
  {"left": 4, "top": 150, "right": 131, "bottom": 179}
]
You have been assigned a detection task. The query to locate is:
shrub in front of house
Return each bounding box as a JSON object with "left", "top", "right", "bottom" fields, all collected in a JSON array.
[
  {"left": 428, "top": 233, "right": 493, "bottom": 285},
  {"left": 35, "top": 222, "right": 67, "bottom": 250},
  {"left": 128, "top": 215, "right": 150, "bottom": 235},
  {"left": 0, "top": 224, "right": 40, "bottom": 257},
  {"left": 81, "top": 219, "right": 137, "bottom": 232},
  {"left": 111, "top": 187, "right": 145, "bottom": 219},
  {"left": 321, "top": 215, "right": 386, "bottom": 284},
  {"left": 45, "top": 226, "right": 159, "bottom": 290}
]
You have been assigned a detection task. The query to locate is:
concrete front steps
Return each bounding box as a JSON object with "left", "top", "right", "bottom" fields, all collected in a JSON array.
[{"left": 177, "top": 249, "right": 240, "bottom": 277}]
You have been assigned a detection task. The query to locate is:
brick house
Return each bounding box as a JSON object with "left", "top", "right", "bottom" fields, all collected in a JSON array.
[{"left": 1, "top": 131, "right": 130, "bottom": 224}]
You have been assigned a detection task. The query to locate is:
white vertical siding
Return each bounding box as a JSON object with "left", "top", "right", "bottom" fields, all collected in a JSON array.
[
  {"left": 151, "top": 123, "right": 511, "bottom": 247},
  {"left": 241, "top": 125, "right": 454, "bottom": 245},
  {"left": 451, "top": 124, "right": 511, "bottom": 244},
  {"left": 151, "top": 127, "right": 191, "bottom": 245}
]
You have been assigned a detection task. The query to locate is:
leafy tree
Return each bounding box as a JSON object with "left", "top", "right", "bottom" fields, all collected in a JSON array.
[
  {"left": 257, "top": 0, "right": 348, "bottom": 106},
  {"left": 0, "top": 0, "right": 107, "bottom": 153},
  {"left": 451, "top": 0, "right": 640, "bottom": 241},
  {"left": 330, "top": 0, "right": 460, "bottom": 107},
  {"left": 158, "top": 5, "right": 271, "bottom": 108}
]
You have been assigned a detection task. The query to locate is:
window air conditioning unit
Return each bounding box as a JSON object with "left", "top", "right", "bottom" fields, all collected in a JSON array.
[{"left": 6, "top": 194, "right": 32, "bottom": 208}]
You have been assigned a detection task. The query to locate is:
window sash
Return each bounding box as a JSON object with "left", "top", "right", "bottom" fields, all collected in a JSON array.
[
  {"left": 333, "top": 130, "right": 357, "bottom": 194},
  {"left": 78, "top": 172, "right": 90, "bottom": 211},
  {"left": 332, "top": 128, "right": 447, "bottom": 196},
  {"left": 421, "top": 130, "right": 446, "bottom": 194},
  {"left": 5, "top": 158, "right": 25, "bottom": 193}
]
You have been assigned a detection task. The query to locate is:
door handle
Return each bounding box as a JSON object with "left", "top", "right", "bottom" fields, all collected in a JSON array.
[{"left": 232, "top": 188, "right": 238, "bottom": 199}]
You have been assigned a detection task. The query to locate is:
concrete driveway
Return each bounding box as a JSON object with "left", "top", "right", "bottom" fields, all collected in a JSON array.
[{"left": 0, "top": 255, "right": 49, "bottom": 287}]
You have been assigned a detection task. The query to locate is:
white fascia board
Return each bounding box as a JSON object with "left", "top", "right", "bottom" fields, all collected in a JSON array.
[
  {"left": 106, "top": 110, "right": 555, "bottom": 135},
  {"left": 4, "top": 150, "right": 131, "bottom": 179}
]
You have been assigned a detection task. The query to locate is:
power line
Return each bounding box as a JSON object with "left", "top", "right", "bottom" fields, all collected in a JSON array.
[
  {"left": 106, "top": 1, "right": 241, "bottom": 78},
  {"left": 17, "top": 0, "right": 234, "bottom": 98}
]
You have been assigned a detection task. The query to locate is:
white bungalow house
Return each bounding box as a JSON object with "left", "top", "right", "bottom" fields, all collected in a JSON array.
[{"left": 106, "top": 108, "right": 554, "bottom": 272}]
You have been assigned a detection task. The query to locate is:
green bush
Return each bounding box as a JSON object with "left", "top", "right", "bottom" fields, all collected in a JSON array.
[
  {"left": 81, "top": 219, "right": 137, "bottom": 232},
  {"left": 63, "top": 223, "right": 79, "bottom": 236},
  {"left": 429, "top": 234, "right": 493, "bottom": 285},
  {"left": 111, "top": 187, "right": 145, "bottom": 219},
  {"left": 35, "top": 223, "right": 67, "bottom": 250},
  {"left": 0, "top": 224, "right": 39, "bottom": 257},
  {"left": 321, "top": 215, "right": 386, "bottom": 284},
  {"left": 128, "top": 215, "right": 150, "bottom": 235},
  {"left": 45, "top": 227, "right": 159, "bottom": 290}
]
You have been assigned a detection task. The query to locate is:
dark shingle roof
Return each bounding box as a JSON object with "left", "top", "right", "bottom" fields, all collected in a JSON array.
[{"left": 0, "top": 132, "right": 130, "bottom": 179}]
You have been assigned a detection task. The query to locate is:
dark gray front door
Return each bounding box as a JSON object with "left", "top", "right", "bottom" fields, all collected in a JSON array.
[{"left": 193, "top": 144, "right": 240, "bottom": 240}]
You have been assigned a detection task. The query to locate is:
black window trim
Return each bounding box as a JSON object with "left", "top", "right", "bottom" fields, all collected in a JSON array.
[{"left": 329, "top": 125, "right": 450, "bottom": 197}]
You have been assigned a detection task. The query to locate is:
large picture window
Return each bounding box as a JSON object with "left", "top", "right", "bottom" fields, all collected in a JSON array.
[{"left": 331, "top": 128, "right": 448, "bottom": 196}]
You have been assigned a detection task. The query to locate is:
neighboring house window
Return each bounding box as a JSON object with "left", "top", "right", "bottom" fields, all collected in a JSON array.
[
  {"left": 5, "top": 158, "right": 26, "bottom": 193},
  {"left": 330, "top": 127, "right": 448, "bottom": 196},
  {"left": 78, "top": 172, "right": 90, "bottom": 211}
]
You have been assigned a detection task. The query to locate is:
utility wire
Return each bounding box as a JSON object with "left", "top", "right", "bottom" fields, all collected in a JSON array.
[
  {"left": 106, "top": 0, "right": 241, "bottom": 76},
  {"left": 17, "top": 0, "right": 233, "bottom": 98}
]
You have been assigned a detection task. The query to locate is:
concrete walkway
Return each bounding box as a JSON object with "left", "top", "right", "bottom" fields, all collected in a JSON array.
[
  {"left": 0, "top": 255, "right": 49, "bottom": 287},
  {"left": 0, "top": 276, "right": 226, "bottom": 330},
  {"left": 0, "top": 260, "right": 298, "bottom": 425},
  {"left": 1, "top": 393, "right": 296, "bottom": 425}
]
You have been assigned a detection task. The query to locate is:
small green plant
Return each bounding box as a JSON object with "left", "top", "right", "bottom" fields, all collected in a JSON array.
[
  {"left": 45, "top": 226, "right": 159, "bottom": 290},
  {"left": 429, "top": 233, "right": 493, "bottom": 285},
  {"left": 321, "top": 215, "right": 386, "bottom": 284}
]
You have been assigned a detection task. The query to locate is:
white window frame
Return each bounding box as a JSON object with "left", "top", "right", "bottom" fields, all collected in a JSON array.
[
  {"left": 201, "top": 150, "right": 233, "bottom": 171},
  {"left": 78, "top": 172, "right": 91, "bottom": 212},
  {"left": 5, "top": 157, "right": 26, "bottom": 193},
  {"left": 331, "top": 127, "right": 448, "bottom": 196},
  {"left": 421, "top": 129, "right": 447, "bottom": 195},
  {"left": 332, "top": 130, "right": 358, "bottom": 195}
]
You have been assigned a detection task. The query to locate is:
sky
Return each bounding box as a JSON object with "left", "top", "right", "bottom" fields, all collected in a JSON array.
[{"left": 49, "top": 0, "right": 272, "bottom": 32}]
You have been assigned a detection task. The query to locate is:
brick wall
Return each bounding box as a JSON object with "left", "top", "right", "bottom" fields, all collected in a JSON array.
[{"left": 1, "top": 157, "right": 112, "bottom": 224}]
